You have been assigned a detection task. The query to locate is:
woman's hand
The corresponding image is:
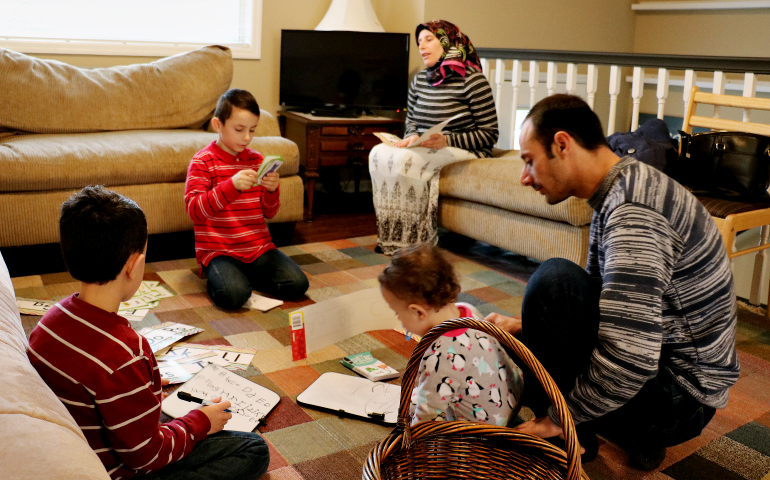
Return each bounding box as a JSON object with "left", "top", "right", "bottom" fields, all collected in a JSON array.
[
  {"left": 419, "top": 133, "right": 447, "bottom": 150},
  {"left": 394, "top": 135, "right": 420, "bottom": 148}
]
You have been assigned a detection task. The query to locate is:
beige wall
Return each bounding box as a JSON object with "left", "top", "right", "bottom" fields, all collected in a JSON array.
[
  {"left": 423, "top": 0, "right": 637, "bottom": 52},
  {"left": 634, "top": 8, "right": 770, "bottom": 56}
]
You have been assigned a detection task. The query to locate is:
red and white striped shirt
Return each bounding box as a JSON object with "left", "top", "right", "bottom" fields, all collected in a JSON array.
[
  {"left": 185, "top": 141, "right": 279, "bottom": 274},
  {"left": 28, "top": 294, "right": 210, "bottom": 479}
]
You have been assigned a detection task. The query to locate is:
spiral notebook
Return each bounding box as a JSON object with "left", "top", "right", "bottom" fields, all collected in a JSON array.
[
  {"left": 162, "top": 364, "right": 280, "bottom": 432},
  {"left": 296, "top": 372, "right": 401, "bottom": 425}
]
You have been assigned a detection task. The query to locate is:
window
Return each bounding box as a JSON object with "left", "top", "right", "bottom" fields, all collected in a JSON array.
[{"left": 0, "top": 0, "right": 262, "bottom": 59}]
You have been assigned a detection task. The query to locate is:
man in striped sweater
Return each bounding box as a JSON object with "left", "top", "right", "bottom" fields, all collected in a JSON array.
[
  {"left": 488, "top": 95, "right": 739, "bottom": 470},
  {"left": 28, "top": 186, "right": 269, "bottom": 480}
]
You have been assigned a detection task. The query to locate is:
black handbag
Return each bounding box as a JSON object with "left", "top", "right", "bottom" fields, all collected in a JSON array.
[{"left": 669, "top": 131, "right": 770, "bottom": 199}]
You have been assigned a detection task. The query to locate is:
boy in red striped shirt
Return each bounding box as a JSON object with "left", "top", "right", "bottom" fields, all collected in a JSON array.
[
  {"left": 185, "top": 89, "right": 308, "bottom": 310},
  {"left": 28, "top": 186, "right": 269, "bottom": 480}
]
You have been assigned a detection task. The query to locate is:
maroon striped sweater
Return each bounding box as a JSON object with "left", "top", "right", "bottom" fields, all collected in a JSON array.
[
  {"left": 28, "top": 294, "right": 210, "bottom": 479},
  {"left": 185, "top": 141, "right": 280, "bottom": 274}
]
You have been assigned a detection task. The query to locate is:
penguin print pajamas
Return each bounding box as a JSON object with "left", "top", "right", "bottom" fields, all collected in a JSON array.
[{"left": 409, "top": 305, "right": 524, "bottom": 426}]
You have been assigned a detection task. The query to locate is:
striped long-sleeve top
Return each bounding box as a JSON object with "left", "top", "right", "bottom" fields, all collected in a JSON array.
[
  {"left": 549, "top": 157, "right": 739, "bottom": 427},
  {"left": 185, "top": 141, "right": 279, "bottom": 273},
  {"left": 28, "top": 294, "right": 210, "bottom": 479},
  {"left": 404, "top": 68, "right": 499, "bottom": 158}
]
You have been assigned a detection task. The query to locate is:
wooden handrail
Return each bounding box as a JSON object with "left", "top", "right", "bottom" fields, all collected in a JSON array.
[{"left": 475, "top": 48, "right": 770, "bottom": 74}]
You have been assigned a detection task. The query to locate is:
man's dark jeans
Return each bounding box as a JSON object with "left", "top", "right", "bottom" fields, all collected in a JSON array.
[
  {"left": 519, "top": 258, "right": 716, "bottom": 450},
  {"left": 203, "top": 250, "right": 309, "bottom": 310}
]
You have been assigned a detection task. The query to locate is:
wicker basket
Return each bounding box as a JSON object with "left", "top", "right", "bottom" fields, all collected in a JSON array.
[{"left": 363, "top": 317, "right": 589, "bottom": 480}]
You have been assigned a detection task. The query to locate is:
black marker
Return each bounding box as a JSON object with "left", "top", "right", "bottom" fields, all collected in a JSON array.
[{"left": 177, "top": 391, "right": 232, "bottom": 412}]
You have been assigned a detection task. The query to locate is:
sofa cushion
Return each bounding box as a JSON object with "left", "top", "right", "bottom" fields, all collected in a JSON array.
[
  {"left": 0, "top": 130, "right": 300, "bottom": 193},
  {"left": 0, "top": 252, "right": 109, "bottom": 478},
  {"left": 439, "top": 155, "right": 593, "bottom": 227},
  {"left": 0, "top": 45, "right": 232, "bottom": 133}
]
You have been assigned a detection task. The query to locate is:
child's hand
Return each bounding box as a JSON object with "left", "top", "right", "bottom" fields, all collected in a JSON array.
[
  {"left": 161, "top": 378, "right": 170, "bottom": 400},
  {"left": 232, "top": 169, "right": 258, "bottom": 191},
  {"left": 394, "top": 135, "right": 419, "bottom": 148},
  {"left": 200, "top": 396, "right": 232, "bottom": 435},
  {"left": 260, "top": 172, "right": 280, "bottom": 192}
]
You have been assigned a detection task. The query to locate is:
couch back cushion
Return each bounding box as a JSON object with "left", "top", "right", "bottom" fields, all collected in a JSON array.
[{"left": 0, "top": 45, "right": 233, "bottom": 134}]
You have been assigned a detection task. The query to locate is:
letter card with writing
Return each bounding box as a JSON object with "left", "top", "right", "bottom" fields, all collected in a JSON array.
[{"left": 162, "top": 364, "right": 280, "bottom": 432}]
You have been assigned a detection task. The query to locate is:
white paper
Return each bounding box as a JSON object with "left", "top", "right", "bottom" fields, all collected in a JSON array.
[
  {"left": 162, "top": 364, "right": 280, "bottom": 432},
  {"left": 296, "top": 289, "right": 400, "bottom": 354},
  {"left": 409, "top": 112, "right": 467, "bottom": 148},
  {"left": 245, "top": 292, "right": 283, "bottom": 312},
  {"left": 136, "top": 323, "right": 204, "bottom": 353},
  {"left": 297, "top": 372, "right": 401, "bottom": 425}
]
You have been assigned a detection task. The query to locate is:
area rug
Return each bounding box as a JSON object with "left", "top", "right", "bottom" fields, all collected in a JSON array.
[{"left": 11, "top": 235, "right": 770, "bottom": 480}]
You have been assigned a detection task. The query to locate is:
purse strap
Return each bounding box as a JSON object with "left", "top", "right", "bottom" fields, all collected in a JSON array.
[{"left": 396, "top": 317, "right": 582, "bottom": 480}]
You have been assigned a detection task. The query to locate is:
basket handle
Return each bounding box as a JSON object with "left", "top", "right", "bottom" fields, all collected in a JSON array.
[{"left": 397, "top": 317, "right": 582, "bottom": 480}]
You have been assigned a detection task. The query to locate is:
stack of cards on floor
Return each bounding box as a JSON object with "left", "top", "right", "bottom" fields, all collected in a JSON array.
[
  {"left": 155, "top": 343, "right": 257, "bottom": 384},
  {"left": 16, "top": 281, "right": 175, "bottom": 321},
  {"left": 118, "top": 281, "right": 176, "bottom": 321},
  {"left": 135, "top": 322, "right": 205, "bottom": 353}
]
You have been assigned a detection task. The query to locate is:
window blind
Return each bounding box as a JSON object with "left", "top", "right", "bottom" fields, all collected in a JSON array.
[{"left": 0, "top": 0, "right": 261, "bottom": 58}]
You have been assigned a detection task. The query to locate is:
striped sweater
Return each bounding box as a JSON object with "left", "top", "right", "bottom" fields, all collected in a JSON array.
[
  {"left": 185, "top": 141, "right": 279, "bottom": 273},
  {"left": 551, "top": 157, "right": 739, "bottom": 426},
  {"left": 28, "top": 294, "right": 210, "bottom": 479},
  {"left": 404, "top": 68, "right": 499, "bottom": 158}
]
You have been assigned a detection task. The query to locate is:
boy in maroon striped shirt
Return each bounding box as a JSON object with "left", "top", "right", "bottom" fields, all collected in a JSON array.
[
  {"left": 28, "top": 186, "right": 269, "bottom": 480},
  {"left": 185, "top": 89, "right": 308, "bottom": 310}
]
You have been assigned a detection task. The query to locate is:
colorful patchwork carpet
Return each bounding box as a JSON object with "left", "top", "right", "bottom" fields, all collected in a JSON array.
[{"left": 12, "top": 235, "right": 770, "bottom": 480}]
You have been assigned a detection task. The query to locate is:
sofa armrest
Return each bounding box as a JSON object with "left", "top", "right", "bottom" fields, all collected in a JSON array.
[{"left": 256, "top": 110, "right": 281, "bottom": 137}]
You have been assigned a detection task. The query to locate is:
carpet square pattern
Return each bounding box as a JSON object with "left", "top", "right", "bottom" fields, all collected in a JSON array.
[{"left": 12, "top": 235, "right": 770, "bottom": 480}]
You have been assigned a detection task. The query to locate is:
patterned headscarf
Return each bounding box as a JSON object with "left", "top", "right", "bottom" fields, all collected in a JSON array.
[{"left": 416, "top": 20, "right": 482, "bottom": 86}]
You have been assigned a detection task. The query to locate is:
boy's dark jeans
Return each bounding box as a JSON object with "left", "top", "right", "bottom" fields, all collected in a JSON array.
[
  {"left": 203, "top": 249, "right": 309, "bottom": 310},
  {"left": 144, "top": 430, "right": 269, "bottom": 480},
  {"left": 519, "top": 258, "right": 716, "bottom": 451}
]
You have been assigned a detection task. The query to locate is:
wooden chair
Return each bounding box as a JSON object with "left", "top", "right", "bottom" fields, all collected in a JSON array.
[{"left": 682, "top": 86, "right": 770, "bottom": 317}]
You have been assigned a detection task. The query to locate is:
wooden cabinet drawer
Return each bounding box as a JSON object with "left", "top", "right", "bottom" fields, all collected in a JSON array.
[
  {"left": 320, "top": 124, "right": 400, "bottom": 137},
  {"left": 320, "top": 138, "right": 380, "bottom": 152},
  {"left": 320, "top": 155, "right": 367, "bottom": 167}
]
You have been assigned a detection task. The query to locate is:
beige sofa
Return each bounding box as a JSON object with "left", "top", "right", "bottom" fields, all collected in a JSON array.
[
  {"left": 0, "top": 45, "right": 303, "bottom": 249},
  {"left": 0, "top": 251, "right": 109, "bottom": 479},
  {"left": 439, "top": 151, "right": 593, "bottom": 267}
]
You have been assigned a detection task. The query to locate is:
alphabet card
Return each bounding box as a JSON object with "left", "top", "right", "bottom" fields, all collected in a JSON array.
[{"left": 162, "top": 364, "right": 280, "bottom": 432}]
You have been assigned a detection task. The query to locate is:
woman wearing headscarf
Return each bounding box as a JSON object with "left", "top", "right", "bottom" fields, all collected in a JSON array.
[{"left": 369, "top": 20, "right": 499, "bottom": 255}]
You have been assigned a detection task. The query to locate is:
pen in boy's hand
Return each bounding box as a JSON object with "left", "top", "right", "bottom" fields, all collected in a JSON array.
[
  {"left": 177, "top": 391, "right": 232, "bottom": 412},
  {"left": 405, "top": 330, "right": 412, "bottom": 341}
]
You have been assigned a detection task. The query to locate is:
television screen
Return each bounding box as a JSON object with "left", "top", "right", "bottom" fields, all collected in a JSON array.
[{"left": 279, "top": 30, "right": 410, "bottom": 112}]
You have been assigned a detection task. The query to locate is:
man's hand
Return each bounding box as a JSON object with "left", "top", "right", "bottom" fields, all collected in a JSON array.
[
  {"left": 200, "top": 396, "right": 232, "bottom": 435},
  {"left": 515, "top": 416, "right": 586, "bottom": 454},
  {"left": 419, "top": 133, "right": 447, "bottom": 150},
  {"left": 232, "top": 169, "right": 258, "bottom": 191},
  {"left": 161, "top": 378, "right": 170, "bottom": 400},
  {"left": 485, "top": 312, "right": 522, "bottom": 336},
  {"left": 260, "top": 171, "right": 280, "bottom": 192},
  {"left": 394, "top": 134, "right": 419, "bottom": 148}
]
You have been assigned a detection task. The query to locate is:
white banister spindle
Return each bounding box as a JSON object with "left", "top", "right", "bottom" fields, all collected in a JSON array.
[
  {"left": 656, "top": 68, "right": 670, "bottom": 119},
  {"left": 607, "top": 65, "right": 622, "bottom": 136},
  {"left": 631, "top": 66, "right": 645, "bottom": 131},
  {"left": 494, "top": 59, "right": 504, "bottom": 118},
  {"left": 566, "top": 63, "right": 577, "bottom": 95},
  {"left": 712, "top": 71, "right": 726, "bottom": 118},
  {"left": 480, "top": 58, "right": 490, "bottom": 81},
  {"left": 510, "top": 59, "right": 523, "bottom": 150},
  {"left": 529, "top": 61, "right": 540, "bottom": 108},
  {"left": 546, "top": 62, "right": 557, "bottom": 96},
  {"left": 586, "top": 64, "right": 598, "bottom": 110},
  {"left": 682, "top": 70, "right": 697, "bottom": 119},
  {"left": 743, "top": 72, "right": 757, "bottom": 122}
]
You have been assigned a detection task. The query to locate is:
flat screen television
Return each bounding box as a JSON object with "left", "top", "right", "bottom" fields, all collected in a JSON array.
[{"left": 279, "top": 30, "right": 410, "bottom": 117}]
